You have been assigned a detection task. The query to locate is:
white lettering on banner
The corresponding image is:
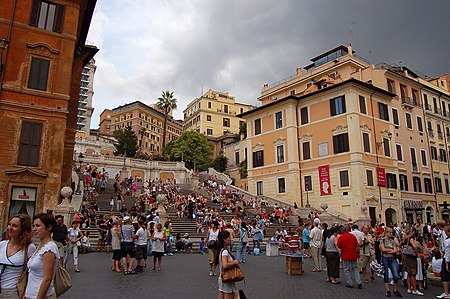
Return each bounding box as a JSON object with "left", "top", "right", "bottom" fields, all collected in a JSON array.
[{"left": 404, "top": 199, "right": 423, "bottom": 209}]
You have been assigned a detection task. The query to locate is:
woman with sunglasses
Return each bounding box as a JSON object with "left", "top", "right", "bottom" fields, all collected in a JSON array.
[{"left": 0, "top": 214, "right": 36, "bottom": 299}]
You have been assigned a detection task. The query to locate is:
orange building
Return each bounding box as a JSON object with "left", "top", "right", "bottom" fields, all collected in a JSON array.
[{"left": 0, "top": 0, "right": 97, "bottom": 230}]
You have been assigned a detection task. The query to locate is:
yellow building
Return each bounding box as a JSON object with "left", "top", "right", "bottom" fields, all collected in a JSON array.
[
  {"left": 183, "top": 89, "right": 254, "bottom": 137},
  {"left": 106, "top": 101, "right": 183, "bottom": 155}
]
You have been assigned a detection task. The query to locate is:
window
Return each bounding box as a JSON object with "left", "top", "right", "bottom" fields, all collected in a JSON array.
[
  {"left": 445, "top": 177, "right": 450, "bottom": 194},
  {"left": 256, "top": 181, "right": 263, "bottom": 195},
  {"left": 29, "top": 0, "right": 65, "bottom": 33},
  {"left": 254, "top": 118, "right": 261, "bottom": 135},
  {"left": 440, "top": 148, "right": 447, "bottom": 162},
  {"left": 18, "top": 121, "right": 42, "bottom": 167},
  {"left": 330, "top": 96, "right": 346, "bottom": 116},
  {"left": 253, "top": 150, "right": 264, "bottom": 168},
  {"left": 302, "top": 142, "right": 311, "bottom": 160},
  {"left": 433, "top": 97, "right": 439, "bottom": 114},
  {"left": 387, "top": 79, "right": 395, "bottom": 93},
  {"left": 300, "top": 107, "right": 309, "bottom": 125},
  {"left": 223, "top": 118, "right": 230, "bottom": 127},
  {"left": 362, "top": 133, "right": 370, "bottom": 153},
  {"left": 278, "top": 178, "right": 286, "bottom": 193},
  {"left": 413, "top": 177, "right": 422, "bottom": 192},
  {"left": 304, "top": 176, "right": 312, "bottom": 191},
  {"left": 399, "top": 174, "right": 408, "bottom": 191},
  {"left": 424, "top": 178, "right": 433, "bottom": 193},
  {"left": 208, "top": 102, "right": 212, "bottom": 109},
  {"left": 379, "top": 103, "right": 389, "bottom": 121},
  {"left": 206, "top": 115, "right": 211, "bottom": 121},
  {"left": 290, "top": 90, "right": 296, "bottom": 95},
  {"left": 417, "top": 116, "right": 423, "bottom": 133},
  {"left": 383, "top": 138, "right": 390, "bottom": 157},
  {"left": 392, "top": 108, "right": 399, "bottom": 127},
  {"left": 28, "top": 57, "right": 50, "bottom": 91},
  {"left": 400, "top": 84, "right": 407, "bottom": 100},
  {"left": 339, "top": 170, "right": 349, "bottom": 187},
  {"left": 410, "top": 147, "right": 417, "bottom": 170},
  {"left": 366, "top": 170, "right": 374, "bottom": 187},
  {"left": 359, "top": 95, "right": 366, "bottom": 114},
  {"left": 276, "top": 145, "right": 284, "bottom": 163},
  {"left": 386, "top": 173, "right": 397, "bottom": 189},
  {"left": 396, "top": 144, "right": 403, "bottom": 161},
  {"left": 333, "top": 133, "right": 349, "bottom": 154},
  {"left": 405, "top": 113, "right": 412, "bottom": 129},
  {"left": 431, "top": 146, "right": 438, "bottom": 160},
  {"left": 435, "top": 177, "right": 443, "bottom": 193},
  {"left": 206, "top": 128, "right": 213, "bottom": 135},
  {"left": 438, "top": 124, "right": 443, "bottom": 139},
  {"left": 234, "top": 152, "right": 240, "bottom": 165},
  {"left": 275, "top": 111, "right": 283, "bottom": 129},
  {"left": 424, "top": 94, "right": 430, "bottom": 110},
  {"left": 421, "top": 149, "right": 427, "bottom": 166},
  {"left": 224, "top": 105, "right": 229, "bottom": 113}
]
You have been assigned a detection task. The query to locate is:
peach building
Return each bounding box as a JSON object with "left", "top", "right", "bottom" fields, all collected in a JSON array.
[{"left": 235, "top": 45, "right": 449, "bottom": 224}]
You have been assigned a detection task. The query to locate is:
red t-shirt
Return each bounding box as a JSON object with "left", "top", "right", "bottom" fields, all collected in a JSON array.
[{"left": 337, "top": 232, "right": 358, "bottom": 261}]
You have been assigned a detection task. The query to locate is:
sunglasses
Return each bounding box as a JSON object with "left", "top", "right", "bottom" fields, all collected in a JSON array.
[{"left": 11, "top": 214, "right": 30, "bottom": 221}]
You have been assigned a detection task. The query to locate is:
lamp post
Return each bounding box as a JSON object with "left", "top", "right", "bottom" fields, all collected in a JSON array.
[
  {"left": 305, "top": 180, "right": 311, "bottom": 208},
  {"left": 78, "top": 153, "right": 84, "bottom": 170},
  {"left": 0, "top": 38, "right": 9, "bottom": 92}
]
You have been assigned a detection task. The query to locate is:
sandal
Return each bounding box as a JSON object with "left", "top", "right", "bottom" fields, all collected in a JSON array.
[
  {"left": 331, "top": 281, "right": 341, "bottom": 284},
  {"left": 364, "top": 279, "right": 369, "bottom": 283},
  {"left": 75, "top": 269, "right": 80, "bottom": 273},
  {"left": 158, "top": 267, "right": 161, "bottom": 271},
  {"left": 124, "top": 271, "right": 129, "bottom": 275},
  {"left": 129, "top": 270, "right": 137, "bottom": 274},
  {"left": 371, "top": 276, "right": 376, "bottom": 282},
  {"left": 115, "top": 269, "right": 121, "bottom": 273}
]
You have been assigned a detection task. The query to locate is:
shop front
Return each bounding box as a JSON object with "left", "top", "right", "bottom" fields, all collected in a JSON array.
[{"left": 403, "top": 199, "right": 424, "bottom": 224}]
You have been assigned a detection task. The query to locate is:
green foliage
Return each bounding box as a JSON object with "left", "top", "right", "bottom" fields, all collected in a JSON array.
[
  {"left": 157, "top": 90, "right": 178, "bottom": 149},
  {"left": 113, "top": 126, "right": 139, "bottom": 157},
  {"left": 239, "top": 121, "right": 247, "bottom": 139},
  {"left": 239, "top": 160, "right": 247, "bottom": 178},
  {"left": 134, "top": 151, "right": 151, "bottom": 160},
  {"left": 212, "top": 154, "right": 228, "bottom": 173},
  {"left": 164, "top": 130, "right": 213, "bottom": 169}
]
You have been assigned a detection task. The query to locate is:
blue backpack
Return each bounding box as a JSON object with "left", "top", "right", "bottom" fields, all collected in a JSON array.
[{"left": 253, "top": 247, "right": 260, "bottom": 256}]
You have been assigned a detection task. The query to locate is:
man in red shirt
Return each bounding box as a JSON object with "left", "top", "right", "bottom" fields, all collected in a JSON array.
[{"left": 337, "top": 226, "right": 362, "bottom": 289}]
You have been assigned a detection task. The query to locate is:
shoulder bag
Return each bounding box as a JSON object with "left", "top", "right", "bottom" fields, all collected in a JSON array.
[
  {"left": 402, "top": 242, "right": 417, "bottom": 257},
  {"left": 54, "top": 262, "right": 72, "bottom": 297},
  {"left": 221, "top": 249, "right": 245, "bottom": 283},
  {"left": 16, "top": 244, "right": 28, "bottom": 298}
]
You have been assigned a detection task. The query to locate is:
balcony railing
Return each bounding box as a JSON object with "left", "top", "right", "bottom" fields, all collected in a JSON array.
[
  {"left": 425, "top": 104, "right": 432, "bottom": 111},
  {"left": 438, "top": 132, "right": 444, "bottom": 139},
  {"left": 428, "top": 130, "right": 434, "bottom": 137},
  {"left": 401, "top": 96, "right": 419, "bottom": 108},
  {"left": 435, "top": 108, "right": 442, "bottom": 115},
  {"left": 412, "top": 163, "right": 418, "bottom": 171}
]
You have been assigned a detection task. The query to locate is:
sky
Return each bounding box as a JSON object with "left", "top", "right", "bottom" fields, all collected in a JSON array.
[{"left": 86, "top": 0, "right": 450, "bottom": 127}]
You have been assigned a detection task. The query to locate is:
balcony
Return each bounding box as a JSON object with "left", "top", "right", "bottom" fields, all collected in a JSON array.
[
  {"left": 438, "top": 131, "right": 444, "bottom": 139},
  {"left": 401, "top": 96, "right": 419, "bottom": 108},
  {"left": 434, "top": 107, "right": 442, "bottom": 115},
  {"left": 412, "top": 162, "right": 418, "bottom": 171},
  {"left": 428, "top": 130, "right": 434, "bottom": 137},
  {"left": 425, "top": 103, "right": 432, "bottom": 111}
]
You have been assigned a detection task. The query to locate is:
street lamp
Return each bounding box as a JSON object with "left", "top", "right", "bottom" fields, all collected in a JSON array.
[
  {"left": 78, "top": 153, "right": 84, "bottom": 169},
  {"left": 305, "top": 180, "right": 311, "bottom": 208}
]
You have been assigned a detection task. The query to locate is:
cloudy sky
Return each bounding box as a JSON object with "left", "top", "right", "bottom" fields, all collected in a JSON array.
[{"left": 86, "top": 0, "right": 450, "bottom": 126}]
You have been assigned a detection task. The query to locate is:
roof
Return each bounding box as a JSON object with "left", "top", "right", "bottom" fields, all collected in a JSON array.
[
  {"left": 238, "top": 78, "right": 396, "bottom": 118},
  {"left": 112, "top": 101, "right": 183, "bottom": 127}
]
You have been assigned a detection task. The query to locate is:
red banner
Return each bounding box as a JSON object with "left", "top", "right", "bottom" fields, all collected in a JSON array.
[
  {"left": 377, "top": 167, "right": 386, "bottom": 187},
  {"left": 318, "top": 165, "right": 331, "bottom": 196}
]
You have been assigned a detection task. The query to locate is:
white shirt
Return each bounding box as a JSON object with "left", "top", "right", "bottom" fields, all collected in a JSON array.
[
  {"left": 208, "top": 229, "right": 219, "bottom": 242},
  {"left": 136, "top": 227, "right": 147, "bottom": 246},
  {"left": 432, "top": 257, "right": 443, "bottom": 273},
  {"left": 309, "top": 226, "right": 322, "bottom": 248},
  {"left": 0, "top": 241, "right": 36, "bottom": 289},
  {"left": 68, "top": 227, "right": 80, "bottom": 241},
  {"left": 26, "top": 242, "right": 59, "bottom": 299},
  {"left": 444, "top": 238, "right": 450, "bottom": 261}
]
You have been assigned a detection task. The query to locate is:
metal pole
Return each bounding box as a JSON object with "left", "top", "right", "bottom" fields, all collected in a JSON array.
[{"left": 305, "top": 189, "right": 310, "bottom": 208}]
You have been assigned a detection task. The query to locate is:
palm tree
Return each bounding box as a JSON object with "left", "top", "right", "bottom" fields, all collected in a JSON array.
[{"left": 156, "top": 90, "right": 177, "bottom": 151}]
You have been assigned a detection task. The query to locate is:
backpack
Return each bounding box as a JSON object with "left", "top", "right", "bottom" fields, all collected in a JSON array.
[{"left": 253, "top": 247, "right": 260, "bottom": 256}]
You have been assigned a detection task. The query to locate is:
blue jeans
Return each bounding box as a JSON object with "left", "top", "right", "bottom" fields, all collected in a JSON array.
[
  {"left": 227, "top": 240, "right": 235, "bottom": 253},
  {"left": 382, "top": 256, "right": 399, "bottom": 283},
  {"left": 343, "top": 260, "right": 362, "bottom": 287},
  {"left": 236, "top": 242, "right": 247, "bottom": 262}
]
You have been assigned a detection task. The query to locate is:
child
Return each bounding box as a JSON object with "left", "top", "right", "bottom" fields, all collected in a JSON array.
[
  {"left": 432, "top": 249, "right": 443, "bottom": 277},
  {"left": 81, "top": 231, "right": 91, "bottom": 254},
  {"left": 199, "top": 237, "right": 205, "bottom": 254},
  {"left": 109, "top": 196, "right": 115, "bottom": 212},
  {"left": 183, "top": 233, "right": 193, "bottom": 251}
]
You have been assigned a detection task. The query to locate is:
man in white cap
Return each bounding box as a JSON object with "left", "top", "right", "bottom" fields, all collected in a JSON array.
[{"left": 309, "top": 218, "right": 323, "bottom": 272}]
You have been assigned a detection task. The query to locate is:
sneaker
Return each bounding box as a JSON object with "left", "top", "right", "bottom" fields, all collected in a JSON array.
[
  {"left": 357, "top": 284, "right": 362, "bottom": 289},
  {"left": 209, "top": 271, "right": 214, "bottom": 277},
  {"left": 436, "top": 293, "right": 449, "bottom": 299},
  {"left": 393, "top": 291, "right": 403, "bottom": 298},
  {"left": 407, "top": 289, "right": 412, "bottom": 294},
  {"left": 412, "top": 290, "right": 424, "bottom": 296},
  {"left": 386, "top": 291, "right": 391, "bottom": 297},
  {"left": 169, "top": 253, "right": 173, "bottom": 256}
]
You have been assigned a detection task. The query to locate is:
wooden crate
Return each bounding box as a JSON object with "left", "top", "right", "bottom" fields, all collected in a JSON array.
[{"left": 285, "top": 256, "right": 303, "bottom": 275}]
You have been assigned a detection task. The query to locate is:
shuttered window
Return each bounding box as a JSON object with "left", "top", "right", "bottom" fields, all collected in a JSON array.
[
  {"left": 28, "top": 57, "right": 50, "bottom": 91},
  {"left": 18, "top": 122, "right": 43, "bottom": 167},
  {"left": 29, "top": 0, "right": 65, "bottom": 33}
]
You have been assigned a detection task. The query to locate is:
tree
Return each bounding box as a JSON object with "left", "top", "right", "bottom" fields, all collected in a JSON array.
[
  {"left": 163, "top": 130, "right": 213, "bottom": 170},
  {"left": 212, "top": 154, "right": 228, "bottom": 172},
  {"left": 239, "top": 121, "right": 247, "bottom": 139},
  {"left": 156, "top": 90, "right": 177, "bottom": 151},
  {"left": 113, "top": 126, "right": 138, "bottom": 157}
]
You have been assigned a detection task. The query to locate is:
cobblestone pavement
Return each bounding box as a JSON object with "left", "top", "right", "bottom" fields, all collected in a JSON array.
[{"left": 64, "top": 252, "right": 440, "bottom": 299}]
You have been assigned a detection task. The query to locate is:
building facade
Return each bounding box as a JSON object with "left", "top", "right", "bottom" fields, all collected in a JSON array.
[
  {"left": 0, "top": 0, "right": 97, "bottom": 231},
  {"left": 102, "top": 101, "right": 183, "bottom": 156},
  {"left": 233, "top": 44, "right": 449, "bottom": 225},
  {"left": 76, "top": 57, "right": 96, "bottom": 137},
  {"left": 183, "top": 89, "right": 254, "bottom": 137}
]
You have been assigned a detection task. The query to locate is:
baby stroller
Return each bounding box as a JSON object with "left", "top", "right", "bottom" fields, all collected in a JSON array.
[{"left": 370, "top": 260, "right": 384, "bottom": 278}]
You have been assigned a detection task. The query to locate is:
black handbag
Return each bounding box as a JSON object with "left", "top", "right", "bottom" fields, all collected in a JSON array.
[{"left": 207, "top": 240, "right": 218, "bottom": 249}]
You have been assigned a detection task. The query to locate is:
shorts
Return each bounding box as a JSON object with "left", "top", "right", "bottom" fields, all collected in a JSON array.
[
  {"left": 441, "top": 259, "right": 450, "bottom": 282},
  {"left": 121, "top": 242, "right": 136, "bottom": 258},
  {"left": 359, "top": 255, "right": 375, "bottom": 269},
  {"left": 402, "top": 255, "right": 418, "bottom": 275},
  {"left": 152, "top": 251, "right": 164, "bottom": 258},
  {"left": 136, "top": 245, "right": 147, "bottom": 260},
  {"left": 303, "top": 242, "right": 310, "bottom": 249},
  {"left": 112, "top": 249, "right": 122, "bottom": 261}
]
